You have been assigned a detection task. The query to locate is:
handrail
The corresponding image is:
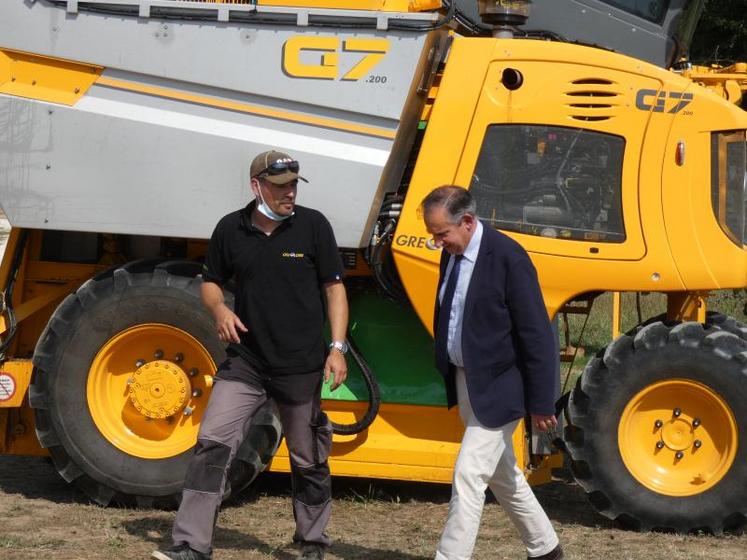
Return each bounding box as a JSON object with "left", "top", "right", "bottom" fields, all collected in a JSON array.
[{"left": 52, "top": 0, "right": 440, "bottom": 29}]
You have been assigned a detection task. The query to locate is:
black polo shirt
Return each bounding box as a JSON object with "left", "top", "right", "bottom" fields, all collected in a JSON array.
[{"left": 202, "top": 201, "right": 343, "bottom": 375}]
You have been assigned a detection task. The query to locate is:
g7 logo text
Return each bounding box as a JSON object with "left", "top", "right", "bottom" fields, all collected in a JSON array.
[
  {"left": 282, "top": 36, "right": 389, "bottom": 81},
  {"left": 636, "top": 89, "right": 693, "bottom": 114}
]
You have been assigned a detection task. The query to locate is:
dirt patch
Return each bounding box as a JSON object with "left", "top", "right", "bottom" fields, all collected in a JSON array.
[{"left": 0, "top": 456, "right": 743, "bottom": 560}]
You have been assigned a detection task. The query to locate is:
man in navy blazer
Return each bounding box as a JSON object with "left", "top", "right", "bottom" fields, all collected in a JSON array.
[{"left": 422, "top": 186, "right": 563, "bottom": 560}]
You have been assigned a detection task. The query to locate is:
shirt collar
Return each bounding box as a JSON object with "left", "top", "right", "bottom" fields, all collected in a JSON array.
[
  {"left": 239, "top": 200, "right": 295, "bottom": 233},
  {"left": 461, "top": 220, "right": 483, "bottom": 263}
]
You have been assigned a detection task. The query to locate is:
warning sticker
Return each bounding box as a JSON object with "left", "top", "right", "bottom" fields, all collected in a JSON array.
[{"left": 0, "top": 373, "right": 16, "bottom": 402}]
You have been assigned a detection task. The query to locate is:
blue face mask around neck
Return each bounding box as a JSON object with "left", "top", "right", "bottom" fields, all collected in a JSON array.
[{"left": 256, "top": 185, "right": 293, "bottom": 222}]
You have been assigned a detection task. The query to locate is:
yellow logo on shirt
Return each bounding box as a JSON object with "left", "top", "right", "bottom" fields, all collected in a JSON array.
[{"left": 282, "top": 252, "right": 305, "bottom": 258}]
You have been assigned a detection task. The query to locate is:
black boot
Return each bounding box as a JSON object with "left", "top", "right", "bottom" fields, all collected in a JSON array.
[
  {"left": 151, "top": 544, "right": 212, "bottom": 560},
  {"left": 528, "top": 544, "right": 564, "bottom": 560}
]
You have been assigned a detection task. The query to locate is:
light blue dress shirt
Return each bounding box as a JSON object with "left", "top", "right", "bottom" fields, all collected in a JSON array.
[{"left": 438, "top": 220, "right": 483, "bottom": 368}]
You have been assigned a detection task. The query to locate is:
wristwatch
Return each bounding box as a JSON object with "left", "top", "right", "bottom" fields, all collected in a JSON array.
[{"left": 329, "top": 340, "right": 349, "bottom": 355}]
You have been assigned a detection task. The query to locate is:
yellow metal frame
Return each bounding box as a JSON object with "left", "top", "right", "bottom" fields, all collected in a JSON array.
[
  {"left": 0, "top": 49, "right": 101, "bottom": 106},
  {"left": 666, "top": 292, "right": 707, "bottom": 323},
  {"left": 0, "top": 402, "right": 48, "bottom": 457},
  {"left": 0, "top": 229, "right": 24, "bottom": 306},
  {"left": 0, "top": 229, "right": 101, "bottom": 396},
  {"left": 611, "top": 291, "right": 709, "bottom": 338},
  {"left": 270, "top": 400, "right": 560, "bottom": 486},
  {"left": 0, "top": 278, "right": 85, "bottom": 334},
  {"left": 611, "top": 292, "right": 622, "bottom": 338},
  {"left": 684, "top": 63, "right": 747, "bottom": 106},
  {"left": 0, "top": 361, "right": 45, "bottom": 456}
]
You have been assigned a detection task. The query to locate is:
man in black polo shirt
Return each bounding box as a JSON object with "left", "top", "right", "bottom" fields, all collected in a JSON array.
[{"left": 153, "top": 150, "right": 348, "bottom": 560}]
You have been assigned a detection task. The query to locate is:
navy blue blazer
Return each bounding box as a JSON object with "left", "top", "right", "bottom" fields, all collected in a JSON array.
[{"left": 433, "top": 225, "right": 558, "bottom": 429}]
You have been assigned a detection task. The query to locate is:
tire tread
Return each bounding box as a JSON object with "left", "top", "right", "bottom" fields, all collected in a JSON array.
[{"left": 566, "top": 319, "right": 747, "bottom": 533}]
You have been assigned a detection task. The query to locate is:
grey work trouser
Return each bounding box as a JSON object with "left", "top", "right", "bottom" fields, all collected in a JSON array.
[{"left": 172, "top": 375, "right": 333, "bottom": 555}]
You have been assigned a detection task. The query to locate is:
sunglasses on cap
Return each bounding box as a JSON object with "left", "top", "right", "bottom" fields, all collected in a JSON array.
[{"left": 256, "top": 160, "right": 300, "bottom": 177}]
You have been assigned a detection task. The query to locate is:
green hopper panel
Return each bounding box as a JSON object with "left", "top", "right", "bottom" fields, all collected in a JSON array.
[{"left": 322, "top": 282, "right": 447, "bottom": 407}]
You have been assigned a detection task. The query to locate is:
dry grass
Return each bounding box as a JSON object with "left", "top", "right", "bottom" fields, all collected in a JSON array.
[
  {"left": 0, "top": 457, "right": 744, "bottom": 560},
  {"left": 559, "top": 289, "right": 746, "bottom": 389}
]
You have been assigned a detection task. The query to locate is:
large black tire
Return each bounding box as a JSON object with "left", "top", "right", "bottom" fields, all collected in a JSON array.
[
  {"left": 643, "top": 310, "right": 747, "bottom": 340},
  {"left": 704, "top": 311, "right": 747, "bottom": 340},
  {"left": 566, "top": 321, "right": 747, "bottom": 533},
  {"left": 226, "top": 398, "right": 282, "bottom": 499},
  {"left": 29, "top": 261, "right": 281, "bottom": 507}
]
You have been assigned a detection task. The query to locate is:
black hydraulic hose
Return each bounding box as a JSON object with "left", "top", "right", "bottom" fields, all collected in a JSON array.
[
  {"left": 449, "top": 2, "right": 490, "bottom": 35},
  {"left": 0, "top": 230, "right": 29, "bottom": 358},
  {"left": 551, "top": 299, "right": 595, "bottom": 453},
  {"left": 371, "top": 219, "right": 404, "bottom": 303},
  {"left": 550, "top": 391, "right": 570, "bottom": 453},
  {"left": 425, "top": 0, "right": 457, "bottom": 30},
  {"left": 379, "top": 195, "right": 404, "bottom": 210},
  {"left": 370, "top": 199, "right": 409, "bottom": 304},
  {"left": 518, "top": 29, "right": 567, "bottom": 42},
  {"left": 329, "top": 332, "right": 381, "bottom": 436}
]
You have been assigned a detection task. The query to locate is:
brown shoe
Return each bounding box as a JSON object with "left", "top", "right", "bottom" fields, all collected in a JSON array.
[{"left": 528, "top": 544, "right": 564, "bottom": 560}]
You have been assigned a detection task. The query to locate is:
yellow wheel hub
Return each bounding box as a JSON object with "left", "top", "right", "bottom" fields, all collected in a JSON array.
[
  {"left": 87, "top": 324, "right": 215, "bottom": 460},
  {"left": 618, "top": 379, "right": 737, "bottom": 497},
  {"left": 661, "top": 418, "right": 691, "bottom": 451},
  {"left": 128, "top": 360, "right": 191, "bottom": 419}
]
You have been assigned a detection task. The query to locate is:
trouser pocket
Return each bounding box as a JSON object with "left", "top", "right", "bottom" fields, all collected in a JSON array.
[{"left": 310, "top": 411, "right": 332, "bottom": 465}]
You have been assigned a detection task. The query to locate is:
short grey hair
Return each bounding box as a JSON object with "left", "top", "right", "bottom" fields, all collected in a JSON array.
[{"left": 420, "top": 185, "right": 477, "bottom": 224}]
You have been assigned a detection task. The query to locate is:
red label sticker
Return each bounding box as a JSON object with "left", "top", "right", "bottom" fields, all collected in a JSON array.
[{"left": 0, "top": 373, "right": 16, "bottom": 401}]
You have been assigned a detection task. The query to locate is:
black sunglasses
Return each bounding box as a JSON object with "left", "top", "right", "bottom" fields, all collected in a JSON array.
[{"left": 257, "top": 160, "right": 300, "bottom": 177}]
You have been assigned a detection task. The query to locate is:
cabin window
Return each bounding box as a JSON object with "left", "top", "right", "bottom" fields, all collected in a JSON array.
[
  {"left": 470, "top": 125, "right": 626, "bottom": 243},
  {"left": 598, "top": 0, "right": 670, "bottom": 23},
  {"left": 711, "top": 131, "right": 747, "bottom": 247}
]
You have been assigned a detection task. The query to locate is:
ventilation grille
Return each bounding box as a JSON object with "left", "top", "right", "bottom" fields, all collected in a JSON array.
[{"left": 564, "top": 78, "right": 622, "bottom": 122}]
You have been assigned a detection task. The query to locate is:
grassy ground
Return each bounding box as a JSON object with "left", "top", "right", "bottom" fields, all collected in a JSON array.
[{"left": 0, "top": 456, "right": 745, "bottom": 560}]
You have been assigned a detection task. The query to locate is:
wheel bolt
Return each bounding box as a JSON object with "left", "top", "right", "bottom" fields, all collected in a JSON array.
[
  {"left": 183, "top": 406, "right": 194, "bottom": 416},
  {"left": 673, "top": 408, "right": 681, "bottom": 418},
  {"left": 693, "top": 440, "right": 702, "bottom": 449},
  {"left": 174, "top": 352, "right": 184, "bottom": 363},
  {"left": 675, "top": 451, "right": 684, "bottom": 459},
  {"left": 654, "top": 419, "right": 663, "bottom": 429},
  {"left": 656, "top": 441, "right": 664, "bottom": 450},
  {"left": 188, "top": 368, "right": 199, "bottom": 377},
  {"left": 192, "top": 389, "right": 202, "bottom": 398},
  {"left": 135, "top": 359, "right": 146, "bottom": 368},
  {"left": 692, "top": 418, "right": 701, "bottom": 428},
  {"left": 154, "top": 349, "right": 164, "bottom": 359}
]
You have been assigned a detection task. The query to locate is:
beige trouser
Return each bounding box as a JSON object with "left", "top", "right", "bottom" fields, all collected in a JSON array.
[{"left": 435, "top": 368, "right": 559, "bottom": 560}]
